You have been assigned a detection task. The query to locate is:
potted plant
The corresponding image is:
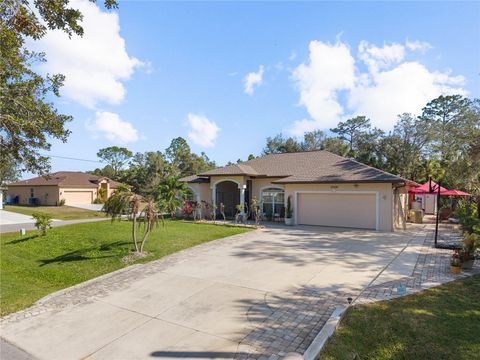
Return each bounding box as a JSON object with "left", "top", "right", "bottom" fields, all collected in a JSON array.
[
  {"left": 461, "top": 233, "right": 478, "bottom": 269},
  {"left": 285, "top": 196, "right": 293, "bottom": 226},
  {"left": 450, "top": 249, "right": 462, "bottom": 274}
]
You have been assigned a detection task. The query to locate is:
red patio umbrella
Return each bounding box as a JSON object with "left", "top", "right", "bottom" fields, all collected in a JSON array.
[
  {"left": 409, "top": 181, "right": 449, "bottom": 194},
  {"left": 442, "top": 189, "right": 472, "bottom": 197}
]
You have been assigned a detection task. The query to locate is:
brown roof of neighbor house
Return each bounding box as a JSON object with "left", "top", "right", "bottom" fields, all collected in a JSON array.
[
  {"left": 8, "top": 172, "right": 123, "bottom": 189},
  {"left": 192, "top": 151, "right": 407, "bottom": 184}
]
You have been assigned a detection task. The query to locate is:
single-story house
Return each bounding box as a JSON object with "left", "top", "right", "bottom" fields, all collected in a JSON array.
[
  {"left": 7, "top": 172, "right": 122, "bottom": 206},
  {"left": 181, "top": 150, "right": 416, "bottom": 231}
]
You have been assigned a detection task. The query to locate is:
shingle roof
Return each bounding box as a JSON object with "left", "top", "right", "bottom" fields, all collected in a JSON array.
[
  {"left": 179, "top": 175, "right": 210, "bottom": 183},
  {"left": 191, "top": 151, "right": 406, "bottom": 184},
  {"left": 8, "top": 172, "right": 123, "bottom": 188},
  {"left": 200, "top": 163, "right": 258, "bottom": 176}
]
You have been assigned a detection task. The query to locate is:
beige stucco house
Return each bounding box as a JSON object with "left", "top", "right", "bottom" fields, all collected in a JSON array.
[
  {"left": 7, "top": 172, "right": 121, "bottom": 206},
  {"left": 181, "top": 150, "right": 414, "bottom": 231}
]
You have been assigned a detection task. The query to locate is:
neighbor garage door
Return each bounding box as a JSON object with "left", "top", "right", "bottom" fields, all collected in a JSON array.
[
  {"left": 297, "top": 192, "right": 377, "bottom": 230},
  {"left": 63, "top": 191, "right": 93, "bottom": 205}
]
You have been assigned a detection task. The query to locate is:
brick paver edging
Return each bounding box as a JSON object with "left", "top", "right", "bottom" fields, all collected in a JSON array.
[
  {"left": 235, "top": 225, "right": 479, "bottom": 360},
  {"left": 356, "top": 228, "right": 480, "bottom": 305}
]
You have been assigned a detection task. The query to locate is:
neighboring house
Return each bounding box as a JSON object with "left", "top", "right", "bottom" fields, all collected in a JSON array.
[
  {"left": 7, "top": 172, "right": 122, "bottom": 206},
  {"left": 181, "top": 150, "right": 416, "bottom": 231}
]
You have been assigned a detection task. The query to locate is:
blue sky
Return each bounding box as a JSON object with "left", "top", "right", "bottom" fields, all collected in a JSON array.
[{"left": 28, "top": 1, "right": 480, "bottom": 178}]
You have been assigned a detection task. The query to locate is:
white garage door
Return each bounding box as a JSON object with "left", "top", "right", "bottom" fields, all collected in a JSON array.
[
  {"left": 63, "top": 191, "right": 93, "bottom": 205},
  {"left": 297, "top": 192, "right": 377, "bottom": 230}
]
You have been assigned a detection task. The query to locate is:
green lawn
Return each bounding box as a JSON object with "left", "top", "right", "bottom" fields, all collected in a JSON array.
[
  {"left": 4, "top": 205, "right": 106, "bottom": 220},
  {"left": 0, "top": 220, "right": 252, "bottom": 316},
  {"left": 321, "top": 275, "right": 480, "bottom": 360}
]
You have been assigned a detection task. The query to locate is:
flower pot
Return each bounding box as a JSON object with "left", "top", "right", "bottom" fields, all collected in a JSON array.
[
  {"left": 285, "top": 217, "right": 293, "bottom": 226},
  {"left": 450, "top": 265, "right": 461, "bottom": 274},
  {"left": 462, "top": 259, "right": 474, "bottom": 270}
]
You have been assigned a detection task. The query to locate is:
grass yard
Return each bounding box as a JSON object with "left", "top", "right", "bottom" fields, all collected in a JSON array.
[
  {"left": 0, "top": 220, "right": 252, "bottom": 316},
  {"left": 4, "top": 205, "right": 106, "bottom": 220},
  {"left": 321, "top": 275, "right": 480, "bottom": 360}
]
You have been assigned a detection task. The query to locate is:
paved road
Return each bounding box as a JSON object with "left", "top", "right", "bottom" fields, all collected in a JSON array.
[
  {"left": 0, "top": 338, "right": 37, "bottom": 360},
  {"left": 0, "top": 226, "right": 421, "bottom": 359},
  {"left": 0, "top": 217, "right": 110, "bottom": 234},
  {"left": 0, "top": 210, "right": 35, "bottom": 225}
]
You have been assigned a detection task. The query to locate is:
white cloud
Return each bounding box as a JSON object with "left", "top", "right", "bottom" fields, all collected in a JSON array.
[
  {"left": 289, "top": 39, "right": 466, "bottom": 135},
  {"left": 88, "top": 111, "right": 139, "bottom": 143},
  {"left": 358, "top": 41, "right": 406, "bottom": 73},
  {"left": 187, "top": 113, "right": 220, "bottom": 148},
  {"left": 290, "top": 41, "right": 355, "bottom": 136},
  {"left": 349, "top": 62, "right": 466, "bottom": 130},
  {"left": 244, "top": 65, "right": 265, "bottom": 95},
  {"left": 28, "top": 0, "right": 142, "bottom": 108},
  {"left": 406, "top": 39, "right": 433, "bottom": 52}
]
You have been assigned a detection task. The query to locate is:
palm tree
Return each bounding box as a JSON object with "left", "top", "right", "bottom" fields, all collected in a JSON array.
[
  {"left": 140, "top": 200, "right": 160, "bottom": 253},
  {"left": 158, "top": 176, "right": 187, "bottom": 218},
  {"left": 103, "top": 185, "right": 158, "bottom": 254}
]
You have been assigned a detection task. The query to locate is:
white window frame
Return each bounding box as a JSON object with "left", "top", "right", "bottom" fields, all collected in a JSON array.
[
  {"left": 261, "top": 187, "right": 285, "bottom": 217},
  {"left": 294, "top": 190, "right": 380, "bottom": 231}
]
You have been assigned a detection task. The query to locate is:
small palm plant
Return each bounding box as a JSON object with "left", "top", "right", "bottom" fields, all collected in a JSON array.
[
  {"left": 104, "top": 185, "right": 160, "bottom": 256},
  {"left": 211, "top": 203, "right": 217, "bottom": 223},
  {"left": 235, "top": 204, "right": 245, "bottom": 224},
  {"left": 220, "top": 202, "right": 226, "bottom": 222},
  {"left": 250, "top": 197, "right": 261, "bottom": 227},
  {"left": 158, "top": 176, "right": 187, "bottom": 218},
  {"left": 139, "top": 200, "right": 161, "bottom": 253}
]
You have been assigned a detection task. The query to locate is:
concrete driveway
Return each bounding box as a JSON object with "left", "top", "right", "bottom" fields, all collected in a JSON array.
[
  {"left": 0, "top": 210, "right": 35, "bottom": 225},
  {"left": 68, "top": 204, "right": 104, "bottom": 211},
  {"left": 0, "top": 225, "right": 422, "bottom": 360}
]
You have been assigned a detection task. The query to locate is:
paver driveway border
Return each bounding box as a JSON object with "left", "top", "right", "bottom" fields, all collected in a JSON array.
[
  {"left": 302, "top": 224, "right": 480, "bottom": 360},
  {"left": 1, "top": 224, "right": 462, "bottom": 360}
]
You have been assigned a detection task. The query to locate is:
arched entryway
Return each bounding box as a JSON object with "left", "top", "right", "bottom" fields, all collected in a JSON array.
[{"left": 216, "top": 181, "right": 240, "bottom": 219}]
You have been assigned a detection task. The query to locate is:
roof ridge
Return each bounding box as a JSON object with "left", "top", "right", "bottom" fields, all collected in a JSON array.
[
  {"left": 333, "top": 153, "right": 406, "bottom": 180},
  {"left": 245, "top": 149, "right": 327, "bottom": 159}
]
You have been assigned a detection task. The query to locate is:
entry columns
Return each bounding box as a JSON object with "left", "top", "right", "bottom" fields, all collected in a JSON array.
[
  {"left": 211, "top": 186, "right": 216, "bottom": 208},
  {"left": 240, "top": 184, "right": 246, "bottom": 214}
]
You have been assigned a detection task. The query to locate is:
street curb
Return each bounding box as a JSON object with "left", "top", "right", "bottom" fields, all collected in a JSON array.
[{"left": 303, "top": 306, "right": 347, "bottom": 360}]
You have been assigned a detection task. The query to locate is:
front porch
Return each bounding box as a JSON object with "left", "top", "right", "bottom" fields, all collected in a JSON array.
[{"left": 209, "top": 178, "right": 286, "bottom": 221}]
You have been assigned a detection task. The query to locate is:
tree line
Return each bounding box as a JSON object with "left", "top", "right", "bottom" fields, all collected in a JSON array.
[
  {"left": 262, "top": 95, "right": 480, "bottom": 193},
  {"left": 92, "top": 94, "right": 479, "bottom": 200}
]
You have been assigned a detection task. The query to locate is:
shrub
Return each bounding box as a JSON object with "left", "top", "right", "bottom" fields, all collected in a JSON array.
[
  {"left": 454, "top": 199, "right": 480, "bottom": 234},
  {"left": 182, "top": 200, "right": 194, "bottom": 219},
  {"left": 286, "top": 196, "right": 293, "bottom": 219},
  {"left": 98, "top": 187, "right": 108, "bottom": 203},
  {"left": 463, "top": 233, "right": 478, "bottom": 260},
  {"left": 58, "top": 199, "right": 66, "bottom": 206},
  {"left": 32, "top": 212, "right": 53, "bottom": 236},
  {"left": 93, "top": 197, "right": 103, "bottom": 204}
]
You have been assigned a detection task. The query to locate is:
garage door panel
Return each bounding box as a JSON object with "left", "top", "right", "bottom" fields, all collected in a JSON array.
[
  {"left": 63, "top": 191, "right": 93, "bottom": 205},
  {"left": 297, "top": 193, "right": 376, "bottom": 230}
]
